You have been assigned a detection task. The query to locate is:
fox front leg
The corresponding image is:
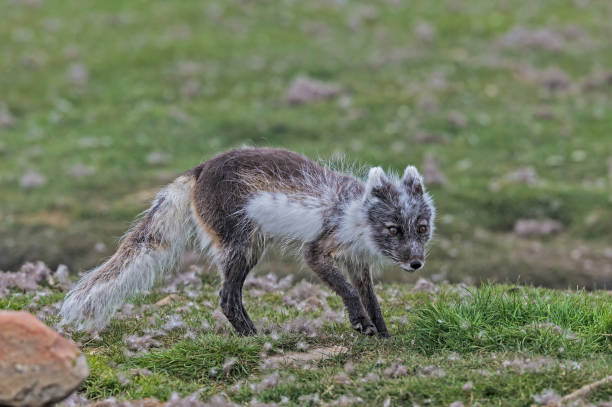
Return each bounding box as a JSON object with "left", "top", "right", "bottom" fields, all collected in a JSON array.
[
  {"left": 304, "top": 242, "right": 377, "bottom": 336},
  {"left": 349, "top": 264, "right": 390, "bottom": 338}
]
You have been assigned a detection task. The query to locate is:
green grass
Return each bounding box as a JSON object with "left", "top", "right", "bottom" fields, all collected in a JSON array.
[
  {"left": 1, "top": 0, "right": 612, "bottom": 289},
  {"left": 5, "top": 277, "right": 611, "bottom": 406},
  {"left": 411, "top": 285, "right": 612, "bottom": 357}
]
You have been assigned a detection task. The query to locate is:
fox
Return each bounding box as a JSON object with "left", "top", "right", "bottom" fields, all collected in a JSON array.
[{"left": 60, "top": 147, "right": 435, "bottom": 337}]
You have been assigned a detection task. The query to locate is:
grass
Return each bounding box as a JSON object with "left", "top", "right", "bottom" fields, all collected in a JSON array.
[
  {"left": 1, "top": 1, "right": 612, "bottom": 404},
  {"left": 1, "top": 0, "right": 612, "bottom": 288},
  {"left": 4, "top": 271, "right": 611, "bottom": 406},
  {"left": 411, "top": 285, "right": 612, "bottom": 357}
]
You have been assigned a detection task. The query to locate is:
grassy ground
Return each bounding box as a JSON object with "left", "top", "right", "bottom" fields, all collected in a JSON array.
[
  {"left": 1, "top": 0, "right": 612, "bottom": 288},
  {"left": 2, "top": 267, "right": 611, "bottom": 406}
]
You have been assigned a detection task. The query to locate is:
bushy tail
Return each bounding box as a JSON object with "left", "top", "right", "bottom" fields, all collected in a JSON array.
[{"left": 60, "top": 174, "right": 197, "bottom": 330}]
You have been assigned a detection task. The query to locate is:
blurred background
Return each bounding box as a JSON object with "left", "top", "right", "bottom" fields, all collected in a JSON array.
[{"left": 1, "top": 0, "right": 611, "bottom": 289}]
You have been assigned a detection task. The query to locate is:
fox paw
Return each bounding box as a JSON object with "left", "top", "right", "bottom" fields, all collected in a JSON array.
[{"left": 351, "top": 316, "right": 377, "bottom": 336}]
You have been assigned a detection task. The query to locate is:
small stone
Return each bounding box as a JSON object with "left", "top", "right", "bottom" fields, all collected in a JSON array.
[
  {"left": 447, "top": 110, "right": 467, "bottom": 130},
  {"left": 256, "top": 372, "right": 279, "bottom": 392},
  {"left": 67, "top": 163, "right": 94, "bottom": 179},
  {"left": 53, "top": 265, "right": 73, "bottom": 291},
  {"left": 498, "top": 27, "right": 565, "bottom": 51},
  {"left": 344, "top": 361, "right": 355, "bottom": 375},
  {"left": 0, "top": 311, "right": 89, "bottom": 407},
  {"left": 415, "top": 21, "right": 435, "bottom": 43},
  {"left": 155, "top": 294, "right": 182, "bottom": 307},
  {"left": 514, "top": 219, "right": 563, "bottom": 237},
  {"left": 533, "top": 106, "right": 556, "bottom": 120},
  {"left": 503, "top": 167, "right": 539, "bottom": 185},
  {"left": 286, "top": 76, "right": 340, "bottom": 105},
  {"left": 332, "top": 372, "right": 352, "bottom": 385},
  {"left": 66, "top": 64, "right": 88, "bottom": 86},
  {"left": 94, "top": 242, "right": 107, "bottom": 253},
  {"left": 411, "top": 278, "right": 438, "bottom": 293},
  {"left": 19, "top": 169, "right": 46, "bottom": 189},
  {"left": 161, "top": 314, "right": 186, "bottom": 332},
  {"left": 418, "top": 365, "right": 446, "bottom": 378},
  {"left": 383, "top": 363, "right": 408, "bottom": 378},
  {"left": 0, "top": 104, "right": 16, "bottom": 128},
  {"left": 539, "top": 67, "right": 570, "bottom": 90},
  {"left": 462, "top": 381, "right": 473, "bottom": 392},
  {"left": 146, "top": 151, "right": 170, "bottom": 166},
  {"left": 180, "top": 80, "right": 200, "bottom": 99},
  {"left": 422, "top": 153, "right": 446, "bottom": 186},
  {"left": 532, "top": 388, "right": 561, "bottom": 405},
  {"left": 222, "top": 357, "right": 237, "bottom": 375}
]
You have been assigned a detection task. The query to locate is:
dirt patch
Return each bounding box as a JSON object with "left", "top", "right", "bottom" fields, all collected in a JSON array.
[
  {"left": 268, "top": 345, "right": 348, "bottom": 366},
  {"left": 118, "top": 188, "right": 161, "bottom": 207},
  {"left": 19, "top": 211, "right": 71, "bottom": 228}
]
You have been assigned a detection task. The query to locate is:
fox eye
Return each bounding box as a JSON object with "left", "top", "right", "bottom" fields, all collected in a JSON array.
[
  {"left": 418, "top": 224, "right": 428, "bottom": 234},
  {"left": 387, "top": 226, "right": 399, "bottom": 236}
]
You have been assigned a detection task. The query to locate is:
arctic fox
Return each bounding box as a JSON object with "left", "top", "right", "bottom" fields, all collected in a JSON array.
[{"left": 60, "top": 148, "right": 435, "bottom": 337}]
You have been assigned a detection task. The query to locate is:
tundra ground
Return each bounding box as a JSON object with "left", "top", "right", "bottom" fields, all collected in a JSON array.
[
  {"left": 2, "top": 263, "right": 611, "bottom": 406},
  {"left": 2, "top": 0, "right": 612, "bottom": 288}
]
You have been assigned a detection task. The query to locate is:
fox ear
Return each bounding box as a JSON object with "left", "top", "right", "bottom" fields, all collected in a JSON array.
[
  {"left": 402, "top": 165, "right": 424, "bottom": 195},
  {"left": 365, "top": 167, "right": 389, "bottom": 195}
]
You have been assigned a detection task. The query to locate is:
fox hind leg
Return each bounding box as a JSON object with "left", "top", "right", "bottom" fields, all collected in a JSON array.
[{"left": 218, "top": 242, "right": 262, "bottom": 336}]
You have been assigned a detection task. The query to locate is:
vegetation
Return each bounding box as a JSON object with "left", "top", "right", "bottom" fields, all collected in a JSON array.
[
  {"left": 2, "top": 0, "right": 612, "bottom": 405},
  {"left": 3, "top": 271, "right": 612, "bottom": 406},
  {"left": 2, "top": 0, "right": 612, "bottom": 287}
]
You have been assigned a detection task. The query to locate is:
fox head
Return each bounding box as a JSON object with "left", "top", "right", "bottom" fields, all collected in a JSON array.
[{"left": 362, "top": 166, "right": 435, "bottom": 271}]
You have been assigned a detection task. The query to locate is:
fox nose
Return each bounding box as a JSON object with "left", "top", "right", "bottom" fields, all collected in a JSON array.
[
  {"left": 410, "top": 260, "right": 423, "bottom": 270},
  {"left": 400, "top": 260, "right": 424, "bottom": 272}
]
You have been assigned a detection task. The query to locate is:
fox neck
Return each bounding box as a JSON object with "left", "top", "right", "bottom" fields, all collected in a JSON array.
[{"left": 336, "top": 198, "right": 379, "bottom": 259}]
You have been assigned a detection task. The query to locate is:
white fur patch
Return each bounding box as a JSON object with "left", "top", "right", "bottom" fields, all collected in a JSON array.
[
  {"left": 245, "top": 192, "right": 323, "bottom": 242},
  {"left": 337, "top": 200, "right": 378, "bottom": 257}
]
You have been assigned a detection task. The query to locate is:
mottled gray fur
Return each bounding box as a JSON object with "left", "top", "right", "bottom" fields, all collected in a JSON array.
[{"left": 60, "top": 147, "right": 435, "bottom": 337}]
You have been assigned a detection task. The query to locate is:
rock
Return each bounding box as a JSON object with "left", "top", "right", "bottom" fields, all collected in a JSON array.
[
  {"left": 531, "top": 388, "right": 561, "bottom": 405},
  {"left": 415, "top": 21, "right": 435, "bottom": 43},
  {"left": 498, "top": 27, "right": 565, "bottom": 51},
  {"left": 411, "top": 278, "right": 438, "bottom": 293},
  {"left": 383, "top": 363, "right": 408, "bottom": 378},
  {"left": 67, "top": 63, "right": 89, "bottom": 86},
  {"left": 422, "top": 153, "right": 447, "bottom": 186},
  {"left": 67, "top": 163, "right": 94, "bottom": 179},
  {"left": 332, "top": 372, "right": 352, "bottom": 385},
  {"left": 0, "top": 104, "right": 16, "bottom": 128},
  {"left": 0, "top": 261, "right": 73, "bottom": 297},
  {"left": 146, "top": 151, "right": 170, "bottom": 166},
  {"left": 285, "top": 76, "right": 340, "bottom": 105},
  {"left": 533, "top": 106, "right": 556, "bottom": 121},
  {"left": 0, "top": 311, "right": 89, "bottom": 407},
  {"left": 539, "top": 67, "right": 570, "bottom": 90},
  {"left": 180, "top": 80, "right": 200, "bottom": 99},
  {"left": 447, "top": 110, "right": 467, "bottom": 130},
  {"left": 503, "top": 167, "right": 539, "bottom": 185},
  {"left": 514, "top": 219, "right": 563, "bottom": 237},
  {"left": 155, "top": 294, "right": 183, "bottom": 307},
  {"left": 19, "top": 169, "right": 46, "bottom": 189}
]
